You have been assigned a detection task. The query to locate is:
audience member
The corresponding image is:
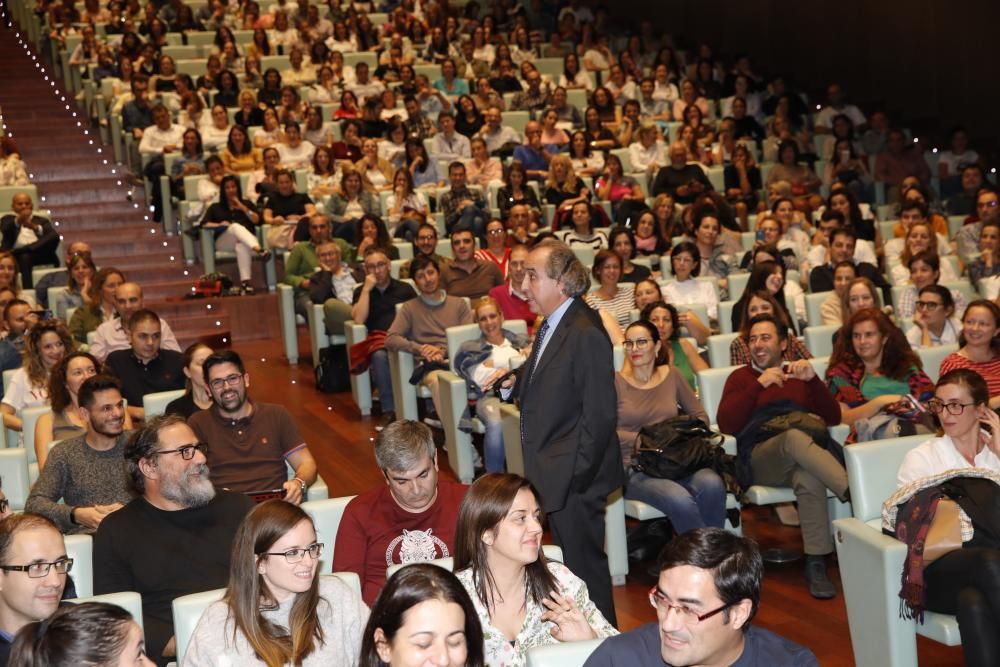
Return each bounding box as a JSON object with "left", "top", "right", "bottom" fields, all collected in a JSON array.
[
  {"left": 189, "top": 350, "right": 318, "bottom": 502},
  {"left": 25, "top": 375, "right": 132, "bottom": 534},
  {"left": 282, "top": 216, "right": 354, "bottom": 318},
  {"left": 89, "top": 283, "right": 180, "bottom": 361},
  {"left": 333, "top": 420, "right": 467, "bottom": 605},
  {"left": 8, "top": 601, "right": 153, "bottom": 667},
  {"left": 439, "top": 161, "right": 489, "bottom": 237},
  {"left": 164, "top": 342, "right": 214, "bottom": 419},
  {"left": 351, "top": 248, "right": 417, "bottom": 430},
  {"left": 440, "top": 229, "right": 504, "bottom": 300},
  {"left": 67, "top": 267, "right": 125, "bottom": 345},
  {"left": 0, "top": 514, "right": 73, "bottom": 665},
  {"left": 652, "top": 141, "right": 712, "bottom": 204},
  {"left": 939, "top": 300, "right": 1000, "bottom": 407},
  {"left": 730, "top": 291, "right": 812, "bottom": 366},
  {"left": 184, "top": 500, "right": 369, "bottom": 664},
  {"left": 488, "top": 243, "right": 535, "bottom": 329},
  {"left": 906, "top": 285, "right": 962, "bottom": 348},
  {"left": 104, "top": 310, "right": 185, "bottom": 420},
  {"left": 453, "top": 474, "right": 618, "bottom": 664},
  {"left": 0, "top": 194, "right": 59, "bottom": 289},
  {"left": 717, "top": 315, "right": 848, "bottom": 599},
  {"left": 641, "top": 301, "right": 709, "bottom": 390},
  {"left": 94, "top": 414, "right": 254, "bottom": 664},
  {"left": 0, "top": 300, "right": 34, "bottom": 373},
  {"left": 33, "top": 351, "right": 102, "bottom": 468},
  {"left": 584, "top": 528, "right": 818, "bottom": 666},
  {"left": 359, "top": 563, "right": 484, "bottom": 667},
  {"left": 1, "top": 320, "right": 73, "bottom": 436}
]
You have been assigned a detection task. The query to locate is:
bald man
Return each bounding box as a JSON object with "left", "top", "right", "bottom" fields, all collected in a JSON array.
[
  {"left": 0, "top": 193, "right": 60, "bottom": 288},
  {"left": 89, "top": 282, "right": 180, "bottom": 361}
]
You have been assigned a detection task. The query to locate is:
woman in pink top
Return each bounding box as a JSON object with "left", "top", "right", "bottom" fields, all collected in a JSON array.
[{"left": 466, "top": 137, "right": 503, "bottom": 188}]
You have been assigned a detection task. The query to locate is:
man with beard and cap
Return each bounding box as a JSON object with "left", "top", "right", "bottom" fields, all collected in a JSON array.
[
  {"left": 188, "top": 350, "right": 318, "bottom": 504},
  {"left": 25, "top": 375, "right": 134, "bottom": 535},
  {"left": 94, "top": 414, "right": 253, "bottom": 665}
]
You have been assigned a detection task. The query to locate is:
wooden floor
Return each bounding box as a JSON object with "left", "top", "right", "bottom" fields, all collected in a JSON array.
[{"left": 236, "top": 334, "right": 963, "bottom": 666}]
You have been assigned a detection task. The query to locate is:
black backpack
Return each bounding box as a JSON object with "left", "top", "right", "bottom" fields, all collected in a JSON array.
[{"left": 315, "top": 345, "right": 351, "bottom": 393}]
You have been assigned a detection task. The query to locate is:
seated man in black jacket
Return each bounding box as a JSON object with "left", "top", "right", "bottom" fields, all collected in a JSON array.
[
  {"left": 0, "top": 194, "right": 59, "bottom": 289},
  {"left": 808, "top": 225, "right": 891, "bottom": 303},
  {"left": 651, "top": 142, "right": 714, "bottom": 205},
  {"left": 309, "top": 240, "right": 358, "bottom": 335}
]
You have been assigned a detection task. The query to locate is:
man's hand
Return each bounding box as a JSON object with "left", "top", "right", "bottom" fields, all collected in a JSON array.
[
  {"left": 282, "top": 479, "right": 304, "bottom": 505},
  {"left": 74, "top": 503, "right": 124, "bottom": 529},
  {"left": 419, "top": 344, "right": 444, "bottom": 362},
  {"left": 784, "top": 359, "right": 816, "bottom": 382},
  {"left": 757, "top": 367, "right": 785, "bottom": 388},
  {"left": 362, "top": 272, "right": 378, "bottom": 292}
]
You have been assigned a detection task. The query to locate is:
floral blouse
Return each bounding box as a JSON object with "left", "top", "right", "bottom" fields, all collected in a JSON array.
[
  {"left": 454, "top": 561, "right": 618, "bottom": 667},
  {"left": 826, "top": 361, "right": 934, "bottom": 442}
]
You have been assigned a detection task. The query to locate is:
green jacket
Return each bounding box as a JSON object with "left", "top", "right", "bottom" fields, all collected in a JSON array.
[{"left": 283, "top": 239, "right": 355, "bottom": 293}]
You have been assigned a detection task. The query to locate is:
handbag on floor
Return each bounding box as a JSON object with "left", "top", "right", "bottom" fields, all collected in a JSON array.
[{"left": 315, "top": 344, "right": 351, "bottom": 393}]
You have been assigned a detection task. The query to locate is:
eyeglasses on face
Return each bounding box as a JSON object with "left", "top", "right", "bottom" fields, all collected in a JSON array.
[
  {"left": 155, "top": 442, "right": 209, "bottom": 461},
  {"left": 623, "top": 338, "right": 651, "bottom": 350},
  {"left": 927, "top": 399, "right": 978, "bottom": 415},
  {"left": 261, "top": 542, "right": 324, "bottom": 564},
  {"left": 209, "top": 373, "right": 244, "bottom": 391},
  {"left": 915, "top": 301, "right": 943, "bottom": 310},
  {"left": 648, "top": 586, "right": 731, "bottom": 623},
  {"left": 0, "top": 557, "right": 74, "bottom": 578}
]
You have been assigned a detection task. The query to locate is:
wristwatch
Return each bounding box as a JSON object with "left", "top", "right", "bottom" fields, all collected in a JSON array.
[{"left": 293, "top": 477, "right": 308, "bottom": 496}]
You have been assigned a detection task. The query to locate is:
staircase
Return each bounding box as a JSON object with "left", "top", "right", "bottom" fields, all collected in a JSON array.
[{"left": 0, "top": 22, "right": 281, "bottom": 348}]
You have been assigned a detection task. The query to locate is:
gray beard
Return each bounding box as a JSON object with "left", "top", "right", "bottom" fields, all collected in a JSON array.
[{"left": 161, "top": 464, "right": 216, "bottom": 509}]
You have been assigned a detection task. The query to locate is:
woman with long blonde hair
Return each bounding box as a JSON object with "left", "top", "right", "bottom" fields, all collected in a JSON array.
[
  {"left": 544, "top": 155, "right": 590, "bottom": 231},
  {"left": 1, "top": 320, "right": 73, "bottom": 433}
]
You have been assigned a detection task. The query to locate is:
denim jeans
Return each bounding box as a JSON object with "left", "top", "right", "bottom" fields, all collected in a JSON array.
[
  {"left": 370, "top": 349, "right": 394, "bottom": 413},
  {"left": 626, "top": 468, "right": 727, "bottom": 535},
  {"left": 449, "top": 205, "right": 488, "bottom": 241},
  {"left": 476, "top": 395, "right": 505, "bottom": 473}
]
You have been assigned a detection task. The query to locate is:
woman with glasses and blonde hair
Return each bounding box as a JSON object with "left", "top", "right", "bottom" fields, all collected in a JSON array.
[
  {"left": 895, "top": 368, "right": 1000, "bottom": 666},
  {"left": 452, "top": 473, "right": 617, "bottom": 667},
  {"left": 184, "top": 500, "right": 369, "bottom": 666}
]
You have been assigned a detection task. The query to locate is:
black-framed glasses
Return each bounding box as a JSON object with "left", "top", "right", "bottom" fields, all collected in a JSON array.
[
  {"left": 648, "top": 586, "right": 730, "bottom": 623},
  {"left": 154, "top": 442, "right": 209, "bottom": 461},
  {"left": 927, "top": 399, "right": 978, "bottom": 415},
  {"left": 916, "top": 301, "right": 942, "bottom": 310},
  {"left": 260, "top": 542, "right": 323, "bottom": 564},
  {"left": 209, "top": 373, "right": 244, "bottom": 391},
  {"left": 0, "top": 558, "right": 73, "bottom": 578}
]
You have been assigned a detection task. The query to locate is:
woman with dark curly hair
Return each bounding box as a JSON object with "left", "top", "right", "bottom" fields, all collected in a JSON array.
[{"left": 825, "top": 308, "right": 933, "bottom": 440}]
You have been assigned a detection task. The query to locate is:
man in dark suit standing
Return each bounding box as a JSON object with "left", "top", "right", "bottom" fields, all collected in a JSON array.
[
  {"left": 504, "top": 239, "right": 622, "bottom": 624},
  {"left": 0, "top": 193, "right": 59, "bottom": 289}
]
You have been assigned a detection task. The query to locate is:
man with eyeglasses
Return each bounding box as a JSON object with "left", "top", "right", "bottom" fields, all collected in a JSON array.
[
  {"left": 439, "top": 228, "right": 504, "bottom": 300},
  {"left": 583, "top": 528, "right": 817, "bottom": 666},
  {"left": 189, "top": 351, "right": 317, "bottom": 504},
  {"left": 104, "top": 310, "right": 186, "bottom": 422},
  {"left": 906, "top": 285, "right": 962, "bottom": 348},
  {"left": 25, "top": 375, "right": 133, "bottom": 535},
  {"left": 0, "top": 514, "right": 74, "bottom": 665},
  {"left": 399, "top": 222, "right": 450, "bottom": 280},
  {"left": 94, "top": 414, "right": 253, "bottom": 665},
  {"left": 352, "top": 247, "right": 417, "bottom": 430},
  {"left": 305, "top": 241, "right": 358, "bottom": 336},
  {"left": 717, "top": 314, "right": 849, "bottom": 600},
  {"left": 282, "top": 216, "right": 355, "bottom": 319}
]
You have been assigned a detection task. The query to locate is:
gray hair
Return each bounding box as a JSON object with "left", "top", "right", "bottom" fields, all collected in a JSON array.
[
  {"left": 536, "top": 239, "right": 590, "bottom": 298},
  {"left": 374, "top": 420, "right": 436, "bottom": 472}
]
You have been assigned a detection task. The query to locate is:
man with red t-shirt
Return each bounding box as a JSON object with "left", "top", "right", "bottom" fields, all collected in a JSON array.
[{"left": 333, "top": 420, "right": 467, "bottom": 604}]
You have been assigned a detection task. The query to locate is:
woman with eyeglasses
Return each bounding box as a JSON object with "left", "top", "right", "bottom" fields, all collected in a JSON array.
[
  {"left": 474, "top": 220, "right": 510, "bottom": 276},
  {"left": 184, "top": 500, "right": 369, "bottom": 666},
  {"left": 452, "top": 474, "right": 616, "bottom": 667},
  {"left": 940, "top": 300, "right": 1000, "bottom": 409},
  {"left": 906, "top": 285, "right": 961, "bottom": 349},
  {"left": 616, "top": 320, "right": 725, "bottom": 535},
  {"left": 895, "top": 368, "right": 1000, "bottom": 666}
]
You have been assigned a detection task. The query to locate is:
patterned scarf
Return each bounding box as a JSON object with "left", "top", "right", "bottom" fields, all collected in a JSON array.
[{"left": 893, "top": 486, "right": 943, "bottom": 621}]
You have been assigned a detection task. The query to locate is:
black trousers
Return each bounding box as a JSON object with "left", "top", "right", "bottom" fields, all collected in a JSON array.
[
  {"left": 547, "top": 488, "right": 617, "bottom": 627},
  {"left": 13, "top": 241, "right": 58, "bottom": 289},
  {"left": 924, "top": 547, "right": 1000, "bottom": 667}
]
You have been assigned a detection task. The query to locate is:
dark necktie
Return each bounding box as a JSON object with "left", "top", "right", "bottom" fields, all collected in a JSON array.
[{"left": 525, "top": 318, "right": 549, "bottom": 387}]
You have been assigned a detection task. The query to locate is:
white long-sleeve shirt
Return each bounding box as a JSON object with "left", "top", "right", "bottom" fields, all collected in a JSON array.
[{"left": 138, "top": 123, "right": 186, "bottom": 155}]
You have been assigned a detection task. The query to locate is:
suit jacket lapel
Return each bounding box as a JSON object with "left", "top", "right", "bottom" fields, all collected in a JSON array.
[{"left": 529, "top": 300, "right": 575, "bottom": 383}]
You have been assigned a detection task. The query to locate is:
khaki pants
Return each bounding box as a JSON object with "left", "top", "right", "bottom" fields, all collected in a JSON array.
[
  {"left": 323, "top": 298, "right": 353, "bottom": 335},
  {"left": 750, "top": 429, "right": 848, "bottom": 555}
]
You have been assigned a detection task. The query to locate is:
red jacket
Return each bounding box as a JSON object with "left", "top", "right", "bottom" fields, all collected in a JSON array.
[{"left": 717, "top": 365, "right": 841, "bottom": 436}]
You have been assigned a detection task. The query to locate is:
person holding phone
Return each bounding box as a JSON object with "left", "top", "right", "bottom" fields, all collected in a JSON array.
[
  {"left": 896, "top": 369, "right": 1000, "bottom": 667},
  {"left": 825, "top": 308, "right": 934, "bottom": 442}
]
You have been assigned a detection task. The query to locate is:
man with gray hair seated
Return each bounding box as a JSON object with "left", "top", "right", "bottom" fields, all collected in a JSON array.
[
  {"left": 93, "top": 414, "right": 253, "bottom": 665},
  {"left": 332, "top": 419, "right": 467, "bottom": 605}
]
